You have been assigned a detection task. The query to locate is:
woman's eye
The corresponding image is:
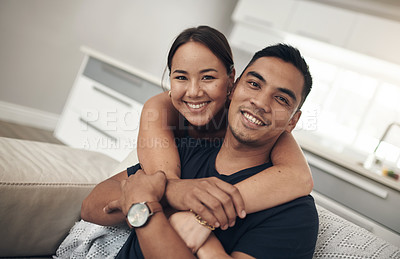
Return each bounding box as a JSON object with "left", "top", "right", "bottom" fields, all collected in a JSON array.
[
  {"left": 175, "top": 76, "right": 187, "bottom": 80},
  {"left": 202, "top": 75, "right": 215, "bottom": 80}
]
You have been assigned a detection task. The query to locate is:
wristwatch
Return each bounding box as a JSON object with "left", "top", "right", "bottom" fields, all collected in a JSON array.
[{"left": 126, "top": 201, "right": 163, "bottom": 228}]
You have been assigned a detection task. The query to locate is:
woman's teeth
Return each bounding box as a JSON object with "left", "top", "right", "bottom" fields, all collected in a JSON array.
[
  {"left": 243, "top": 112, "right": 264, "bottom": 126},
  {"left": 187, "top": 102, "right": 207, "bottom": 109}
]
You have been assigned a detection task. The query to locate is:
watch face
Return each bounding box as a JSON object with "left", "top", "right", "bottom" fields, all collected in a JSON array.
[{"left": 127, "top": 203, "right": 150, "bottom": 227}]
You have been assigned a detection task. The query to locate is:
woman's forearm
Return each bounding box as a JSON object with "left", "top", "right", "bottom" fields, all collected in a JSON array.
[
  {"left": 137, "top": 92, "right": 181, "bottom": 179},
  {"left": 235, "top": 132, "right": 313, "bottom": 214}
]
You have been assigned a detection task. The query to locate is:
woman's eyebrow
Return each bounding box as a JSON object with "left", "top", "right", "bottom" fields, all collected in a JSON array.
[
  {"left": 200, "top": 68, "right": 218, "bottom": 73},
  {"left": 172, "top": 69, "right": 187, "bottom": 74}
]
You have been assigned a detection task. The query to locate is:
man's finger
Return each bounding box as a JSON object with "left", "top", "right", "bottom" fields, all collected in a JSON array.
[{"left": 104, "top": 199, "right": 121, "bottom": 214}]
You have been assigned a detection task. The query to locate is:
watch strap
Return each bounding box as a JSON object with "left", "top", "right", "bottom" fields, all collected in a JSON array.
[{"left": 146, "top": 201, "right": 163, "bottom": 216}]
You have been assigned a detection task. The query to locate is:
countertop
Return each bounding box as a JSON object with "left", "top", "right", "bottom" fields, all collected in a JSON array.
[{"left": 294, "top": 132, "right": 400, "bottom": 192}]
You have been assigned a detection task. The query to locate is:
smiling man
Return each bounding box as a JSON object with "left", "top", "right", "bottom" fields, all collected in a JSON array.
[{"left": 81, "top": 44, "right": 318, "bottom": 259}]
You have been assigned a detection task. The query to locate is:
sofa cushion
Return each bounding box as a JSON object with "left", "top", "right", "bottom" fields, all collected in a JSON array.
[
  {"left": 0, "top": 137, "right": 118, "bottom": 257},
  {"left": 314, "top": 206, "right": 400, "bottom": 258}
]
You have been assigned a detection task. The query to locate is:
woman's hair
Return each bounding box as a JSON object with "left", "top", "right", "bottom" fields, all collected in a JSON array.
[{"left": 162, "top": 25, "right": 234, "bottom": 90}]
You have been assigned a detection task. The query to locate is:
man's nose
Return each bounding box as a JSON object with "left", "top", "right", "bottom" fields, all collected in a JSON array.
[{"left": 250, "top": 93, "right": 271, "bottom": 113}]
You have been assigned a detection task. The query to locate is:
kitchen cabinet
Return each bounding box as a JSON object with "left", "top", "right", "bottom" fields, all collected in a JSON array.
[
  {"left": 229, "top": 22, "right": 285, "bottom": 54},
  {"left": 232, "top": 0, "right": 297, "bottom": 30},
  {"left": 286, "top": 1, "right": 357, "bottom": 46},
  {"left": 54, "top": 47, "right": 162, "bottom": 161},
  {"left": 346, "top": 14, "right": 400, "bottom": 64},
  {"left": 231, "top": 0, "right": 400, "bottom": 65},
  {"left": 305, "top": 151, "right": 400, "bottom": 245}
]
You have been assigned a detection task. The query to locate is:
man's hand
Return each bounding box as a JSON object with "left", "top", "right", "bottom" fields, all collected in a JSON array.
[
  {"left": 165, "top": 177, "right": 246, "bottom": 230},
  {"left": 169, "top": 211, "right": 212, "bottom": 253},
  {"left": 105, "top": 169, "right": 166, "bottom": 215}
]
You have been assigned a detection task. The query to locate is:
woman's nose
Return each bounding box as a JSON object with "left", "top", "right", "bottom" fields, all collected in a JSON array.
[{"left": 186, "top": 80, "right": 202, "bottom": 97}]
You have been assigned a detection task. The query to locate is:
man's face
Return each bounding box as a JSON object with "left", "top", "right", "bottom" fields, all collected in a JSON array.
[{"left": 228, "top": 56, "right": 304, "bottom": 145}]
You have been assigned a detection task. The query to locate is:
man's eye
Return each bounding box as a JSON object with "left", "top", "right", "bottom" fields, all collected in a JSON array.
[
  {"left": 276, "top": 96, "right": 289, "bottom": 105},
  {"left": 248, "top": 81, "right": 260, "bottom": 88}
]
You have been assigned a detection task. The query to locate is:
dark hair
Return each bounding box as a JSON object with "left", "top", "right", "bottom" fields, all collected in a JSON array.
[
  {"left": 162, "top": 25, "right": 234, "bottom": 90},
  {"left": 239, "top": 44, "right": 312, "bottom": 109}
]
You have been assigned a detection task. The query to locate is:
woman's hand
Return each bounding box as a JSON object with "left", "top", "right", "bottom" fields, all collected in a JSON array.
[
  {"left": 165, "top": 177, "right": 246, "bottom": 230},
  {"left": 169, "top": 211, "right": 212, "bottom": 253}
]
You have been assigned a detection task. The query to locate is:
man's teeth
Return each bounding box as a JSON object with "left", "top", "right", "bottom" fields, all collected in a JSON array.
[
  {"left": 187, "top": 102, "right": 207, "bottom": 109},
  {"left": 243, "top": 112, "right": 264, "bottom": 126}
]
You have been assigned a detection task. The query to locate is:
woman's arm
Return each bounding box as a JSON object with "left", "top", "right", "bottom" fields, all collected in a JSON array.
[
  {"left": 235, "top": 132, "right": 313, "bottom": 214},
  {"left": 137, "top": 92, "right": 181, "bottom": 179},
  {"left": 138, "top": 92, "right": 245, "bottom": 229}
]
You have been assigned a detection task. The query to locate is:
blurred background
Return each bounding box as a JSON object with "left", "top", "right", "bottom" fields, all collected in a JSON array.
[{"left": 0, "top": 0, "right": 399, "bottom": 246}]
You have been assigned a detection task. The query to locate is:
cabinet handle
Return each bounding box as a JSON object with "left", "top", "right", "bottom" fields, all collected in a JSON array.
[
  {"left": 306, "top": 153, "right": 389, "bottom": 199},
  {"left": 79, "top": 117, "right": 118, "bottom": 142},
  {"left": 92, "top": 86, "right": 131, "bottom": 107}
]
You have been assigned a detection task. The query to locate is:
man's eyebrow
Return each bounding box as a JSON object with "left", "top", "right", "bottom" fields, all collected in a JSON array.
[
  {"left": 278, "top": 87, "right": 297, "bottom": 102},
  {"left": 247, "top": 71, "right": 266, "bottom": 83}
]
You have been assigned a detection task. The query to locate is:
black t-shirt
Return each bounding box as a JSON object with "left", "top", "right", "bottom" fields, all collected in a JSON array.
[{"left": 116, "top": 138, "right": 319, "bottom": 259}]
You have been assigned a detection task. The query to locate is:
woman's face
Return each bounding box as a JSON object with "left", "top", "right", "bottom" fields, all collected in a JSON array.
[{"left": 170, "top": 41, "right": 233, "bottom": 127}]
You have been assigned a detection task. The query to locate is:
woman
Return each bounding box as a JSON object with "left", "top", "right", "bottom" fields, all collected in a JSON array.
[{"left": 136, "top": 26, "right": 313, "bottom": 239}]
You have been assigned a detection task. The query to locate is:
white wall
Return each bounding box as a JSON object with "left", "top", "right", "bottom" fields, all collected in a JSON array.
[{"left": 0, "top": 0, "right": 237, "bottom": 118}]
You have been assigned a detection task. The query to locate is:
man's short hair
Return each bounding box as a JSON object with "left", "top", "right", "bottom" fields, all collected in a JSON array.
[{"left": 238, "top": 44, "right": 312, "bottom": 109}]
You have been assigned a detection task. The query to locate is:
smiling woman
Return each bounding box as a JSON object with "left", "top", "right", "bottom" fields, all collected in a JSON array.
[{"left": 169, "top": 41, "right": 233, "bottom": 132}]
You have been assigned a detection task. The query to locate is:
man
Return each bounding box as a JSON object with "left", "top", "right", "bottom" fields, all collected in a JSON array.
[{"left": 81, "top": 44, "right": 318, "bottom": 258}]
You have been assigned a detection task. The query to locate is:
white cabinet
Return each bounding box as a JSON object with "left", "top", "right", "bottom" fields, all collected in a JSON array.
[
  {"left": 54, "top": 47, "right": 162, "bottom": 161},
  {"left": 346, "top": 14, "right": 400, "bottom": 64},
  {"left": 286, "top": 1, "right": 357, "bottom": 46},
  {"left": 231, "top": 0, "right": 400, "bottom": 65},
  {"left": 230, "top": 23, "right": 285, "bottom": 54},
  {"left": 232, "top": 0, "right": 297, "bottom": 30}
]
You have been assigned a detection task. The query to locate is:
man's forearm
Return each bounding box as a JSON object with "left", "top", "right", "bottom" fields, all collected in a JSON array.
[{"left": 81, "top": 171, "right": 127, "bottom": 226}]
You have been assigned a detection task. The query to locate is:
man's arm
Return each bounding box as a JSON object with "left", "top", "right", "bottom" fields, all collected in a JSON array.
[
  {"left": 80, "top": 171, "right": 127, "bottom": 226},
  {"left": 109, "top": 170, "right": 196, "bottom": 258}
]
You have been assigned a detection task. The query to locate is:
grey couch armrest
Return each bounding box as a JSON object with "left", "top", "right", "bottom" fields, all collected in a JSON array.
[{"left": 0, "top": 137, "right": 118, "bottom": 257}]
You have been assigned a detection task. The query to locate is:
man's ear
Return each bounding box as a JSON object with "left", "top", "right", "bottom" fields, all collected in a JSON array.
[
  {"left": 285, "top": 110, "right": 302, "bottom": 133},
  {"left": 229, "top": 78, "right": 239, "bottom": 101}
]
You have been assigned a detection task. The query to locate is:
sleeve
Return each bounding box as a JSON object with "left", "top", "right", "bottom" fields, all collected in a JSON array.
[
  {"left": 232, "top": 197, "right": 319, "bottom": 259},
  {"left": 127, "top": 163, "right": 142, "bottom": 176}
]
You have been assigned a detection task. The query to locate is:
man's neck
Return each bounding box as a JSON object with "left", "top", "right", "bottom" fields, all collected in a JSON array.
[{"left": 215, "top": 131, "right": 276, "bottom": 176}]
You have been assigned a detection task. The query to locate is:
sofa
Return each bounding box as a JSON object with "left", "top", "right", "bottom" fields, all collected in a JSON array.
[{"left": 0, "top": 137, "right": 399, "bottom": 258}]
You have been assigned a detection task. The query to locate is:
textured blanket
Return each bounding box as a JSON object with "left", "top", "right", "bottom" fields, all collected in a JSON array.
[
  {"left": 54, "top": 207, "right": 400, "bottom": 258},
  {"left": 54, "top": 220, "right": 131, "bottom": 259}
]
